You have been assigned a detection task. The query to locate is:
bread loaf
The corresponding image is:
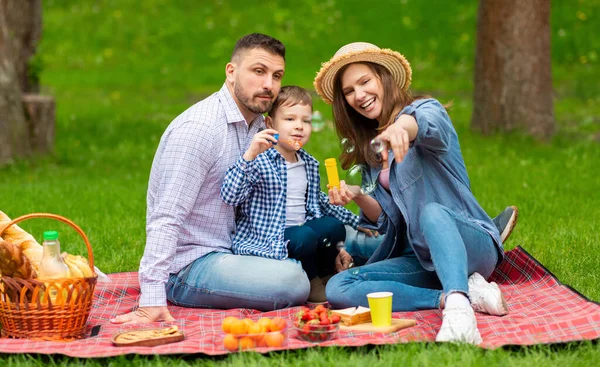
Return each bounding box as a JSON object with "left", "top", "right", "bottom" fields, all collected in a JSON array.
[
  {"left": 0, "top": 210, "right": 43, "bottom": 271},
  {"left": 0, "top": 239, "right": 36, "bottom": 279}
]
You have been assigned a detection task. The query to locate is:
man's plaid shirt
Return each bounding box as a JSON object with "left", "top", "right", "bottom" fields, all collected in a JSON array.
[{"left": 221, "top": 147, "right": 359, "bottom": 260}]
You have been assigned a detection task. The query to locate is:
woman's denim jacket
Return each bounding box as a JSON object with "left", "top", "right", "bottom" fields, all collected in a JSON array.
[{"left": 363, "top": 98, "right": 503, "bottom": 270}]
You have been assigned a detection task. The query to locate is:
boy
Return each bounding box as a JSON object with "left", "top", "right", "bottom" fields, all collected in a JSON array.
[{"left": 221, "top": 86, "right": 359, "bottom": 302}]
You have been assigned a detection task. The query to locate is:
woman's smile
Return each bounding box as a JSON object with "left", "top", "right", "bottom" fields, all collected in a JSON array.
[{"left": 341, "top": 63, "right": 385, "bottom": 122}]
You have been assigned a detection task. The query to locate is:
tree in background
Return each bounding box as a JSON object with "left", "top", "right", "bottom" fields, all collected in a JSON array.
[
  {"left": 472, "top": 0, "right": 554, "bottom": 139},
  {"left": 0, "top": 0, "right": 54, "bottom": 164}
]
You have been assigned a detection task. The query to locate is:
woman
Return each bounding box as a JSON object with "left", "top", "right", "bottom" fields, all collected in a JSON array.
[{"left": 314, "top": 42, "right": 512, "bottom": 344}]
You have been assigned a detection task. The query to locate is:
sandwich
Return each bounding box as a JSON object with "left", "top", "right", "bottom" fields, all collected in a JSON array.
[{"left": 330, "top": 306, "right": 372, "bottom": 326}]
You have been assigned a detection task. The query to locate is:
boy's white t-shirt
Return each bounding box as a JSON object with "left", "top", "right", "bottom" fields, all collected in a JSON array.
[{"left": 285, "top": 155, "right": 308, "bottom": 227}]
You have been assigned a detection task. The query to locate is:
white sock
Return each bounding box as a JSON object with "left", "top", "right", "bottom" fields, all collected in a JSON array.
[{"left": 445, "top": 292, "right": 471, "bottom": 310}]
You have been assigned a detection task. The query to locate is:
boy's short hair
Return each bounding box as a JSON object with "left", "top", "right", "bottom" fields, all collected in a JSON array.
[
  {"left": 268, "top": 86, "right": 312, "bottom": 118},
  {"left": 231, "top": 33, "right": 285, "bottom": 62}
]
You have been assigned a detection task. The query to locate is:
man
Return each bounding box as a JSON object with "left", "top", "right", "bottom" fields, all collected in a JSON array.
[{"left": 111, "top": 34, "right": 309, "bottom": 324}]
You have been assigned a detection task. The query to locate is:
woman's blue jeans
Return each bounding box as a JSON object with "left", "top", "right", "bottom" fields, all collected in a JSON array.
[
  {"left": 326, "top": 203, "right": 499, "bottom": 311},
  {"left": 343, "top": 225, "right": 384, "bottom": 266}
]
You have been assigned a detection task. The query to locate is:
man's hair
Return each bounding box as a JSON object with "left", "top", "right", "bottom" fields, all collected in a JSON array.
[
  {"left": 231, "top": 33, "right": 285, "bottom": 62},
  {"left": 268, "top": 86, "right": 312, "bottom": 118}
]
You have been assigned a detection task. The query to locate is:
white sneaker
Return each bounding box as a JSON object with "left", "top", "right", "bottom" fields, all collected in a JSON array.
[
  {"left": 436, "top": 306, "right": 482, "bottom": 344},
  {"left": 468, "top": 272, "right": 509, "bottom": 316}
]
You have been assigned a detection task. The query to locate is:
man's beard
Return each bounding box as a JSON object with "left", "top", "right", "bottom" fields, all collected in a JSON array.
[{"left": 234, "top": 83, "right": 274, "bottom": 115}]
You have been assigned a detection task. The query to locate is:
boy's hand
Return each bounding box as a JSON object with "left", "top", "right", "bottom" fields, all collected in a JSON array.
[{"left": 243, "top": 129, "right": 278, "bottom": 161}]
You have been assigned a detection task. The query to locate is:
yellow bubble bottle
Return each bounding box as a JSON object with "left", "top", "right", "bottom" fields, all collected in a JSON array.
[{"left": 324, "top": 158, "right": 340, "bottom": 190}]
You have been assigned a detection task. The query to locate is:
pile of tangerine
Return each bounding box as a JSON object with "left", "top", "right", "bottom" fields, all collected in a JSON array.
[{"left": 221, "top": 316, "right": 287, "bottom": 351}]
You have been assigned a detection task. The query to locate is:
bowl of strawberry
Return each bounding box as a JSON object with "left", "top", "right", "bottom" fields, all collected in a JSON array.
[{"left": 293, "top": 304, "right": 341, "bottom": 343}]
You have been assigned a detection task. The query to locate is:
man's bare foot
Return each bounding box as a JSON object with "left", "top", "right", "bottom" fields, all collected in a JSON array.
[{"left": 110, "top": 306, "right": 175, "bottom": 324}]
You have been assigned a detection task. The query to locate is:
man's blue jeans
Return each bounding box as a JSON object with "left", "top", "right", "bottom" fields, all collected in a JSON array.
[
  {"left": 166, "top": 252, "right": 309, "bottom": 311},
  {"left": 326, "top": 203, "right": 498, "bottom": 311}
]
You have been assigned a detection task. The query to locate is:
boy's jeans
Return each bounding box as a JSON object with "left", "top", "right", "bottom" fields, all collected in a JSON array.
[
  {"left": 326, "top": 203, "right": 498, "bottom": 311},
  {"left": 285, "top": 216, "right": 346, "bottom": 279},
  {"left": 166, "top": 252, "right": 309, "bottom": 311}
]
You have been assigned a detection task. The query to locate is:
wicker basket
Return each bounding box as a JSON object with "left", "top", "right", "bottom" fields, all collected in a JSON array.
[{"left": 0, "top": 213, "right": 98, "bottom": 340}]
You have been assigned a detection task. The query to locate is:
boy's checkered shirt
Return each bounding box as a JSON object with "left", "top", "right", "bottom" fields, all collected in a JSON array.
[{"left": 221, "top": 148, "right": 359, "bottom": 259}]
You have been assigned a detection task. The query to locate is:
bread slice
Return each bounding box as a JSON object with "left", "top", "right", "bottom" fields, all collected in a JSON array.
[{"left": 331, "top": 306, "right": 372, "bottom": 326}]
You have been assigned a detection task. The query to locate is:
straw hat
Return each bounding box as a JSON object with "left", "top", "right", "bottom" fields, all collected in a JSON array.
[{"left": 314, "top": 42, "right": 412, "bottom": 105}]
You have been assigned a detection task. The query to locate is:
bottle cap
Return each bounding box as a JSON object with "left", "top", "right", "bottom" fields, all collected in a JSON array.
[{"left": 43, "top": 230, "right": 59, "bottom": 241}]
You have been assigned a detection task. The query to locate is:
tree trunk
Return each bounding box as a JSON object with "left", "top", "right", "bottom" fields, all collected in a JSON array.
[
  {"left": 472, "top": 0, "right": 554, "bottom": 138},
  {"left": 4, "top": 0, "right": 42, "bottom": 93},
  {"left": 22, "top": 94, "right": 55, "bottom": 154},
  {"left": 0, "top": 0, "right": 31, "bottom": 163},
  {"left": 0, "top": 0, "right": 51, "bottom": 164}
]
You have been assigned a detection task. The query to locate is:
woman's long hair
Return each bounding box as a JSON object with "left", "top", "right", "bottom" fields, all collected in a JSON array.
[{"left": 332, "top": 62, "right": 425, "bottom": 169}]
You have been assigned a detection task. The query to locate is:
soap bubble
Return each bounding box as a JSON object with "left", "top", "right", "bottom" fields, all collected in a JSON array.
[
  {"left": 341, "top": 137, "right": 355, "bottom": 154},
  {"left": 370, "top": 137, "right": 386, "bottom": 153},
  {"left": 287, "top": 140, "right": 302, "bottom": 150},
  {"left": 312, "top": 111, "right": 325, "bottom": 132},
  {"left": 345, "top": 164, "right": 378, "bottom": 195}
]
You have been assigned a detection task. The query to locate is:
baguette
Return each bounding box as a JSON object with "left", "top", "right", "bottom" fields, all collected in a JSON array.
[
  {"left": 0, "top": 210, "right": 43, "bottom": 271},
  {"left": 331, "top": 306, "right": 372, "bottom": 326},
  {"left": 0, "top": 239, "right": 36, "bottom": 279}
]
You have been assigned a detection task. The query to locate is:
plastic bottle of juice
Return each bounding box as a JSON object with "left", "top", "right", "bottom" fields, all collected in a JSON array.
[{"left": 38, "top": 231, "right": 69, "bottom": 302}]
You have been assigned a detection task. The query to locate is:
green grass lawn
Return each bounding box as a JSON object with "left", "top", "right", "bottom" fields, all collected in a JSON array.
[{"left": 1, "top": 0, "right": 599, "bottom": 365}]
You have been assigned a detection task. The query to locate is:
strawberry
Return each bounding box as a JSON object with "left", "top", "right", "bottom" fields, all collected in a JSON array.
[
  {"left": 314, "top": 304, "right": 326, "bottom": 314},
  {"left": 302, "top": 323, "right": 312, "bottom": 335},
  {"left": 330, "top": 314, "right": 340, "bottom": 324}
]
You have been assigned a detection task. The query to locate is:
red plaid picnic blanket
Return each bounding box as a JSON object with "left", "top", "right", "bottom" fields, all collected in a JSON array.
[{"left": 1, "top": 246, "right": 599, "bottom": 356}]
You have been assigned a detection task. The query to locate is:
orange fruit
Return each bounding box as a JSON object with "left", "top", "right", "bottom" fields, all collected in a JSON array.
[
  {"left": 255, "top": 335, "right": 267, "bottom": 347},
  {"left": 242, "top": 318, "right": 255, "bottom": 329},
  {"left": 222, "top": 333, "right": 239, "bottom": 351},
  {"left": 264, "top": 331, "right": 285, "bottom": 347},
  {"left": 257, "top": 317, "right": 272, "bottom": 332},
  {"left": 270, "top": 317, "right": 287, "bottom": 332},
  {"left": 230, "top": 318, "right": 249, "bottom": 335},
  {"left": 222, "top": 316, "right": 239, "bottom": 333},
  {"left": 247, "top": 322, "right": 263, "bottom": 336},
  {"left": 238, "top": 336, "right": 255, "bottom": 350}
]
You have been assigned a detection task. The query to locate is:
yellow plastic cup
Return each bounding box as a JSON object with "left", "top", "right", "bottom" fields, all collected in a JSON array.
[
  {"left": 367, "top": 292, "right": 393, "bottom": 327},
  {"left": 324, "top": 158, "right": 340, "bottom": 190}
]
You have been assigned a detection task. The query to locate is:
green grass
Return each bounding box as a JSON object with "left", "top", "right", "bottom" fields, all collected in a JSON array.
[{"left": 1, "top": 0, "right": 599, "bottom": 365}]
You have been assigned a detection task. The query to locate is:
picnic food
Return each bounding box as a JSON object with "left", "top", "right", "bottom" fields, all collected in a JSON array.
[
  {"left": 221, "top": 316, "right": 287, "bottom": 351},
  {"left": 0, "top": 212, "right": 98, "bottom": 341},
  {"left": 293, "top": 305, "right": 341, "bottom": 342},
  {"left": 62, "top": 253, "right": 94, "bottom": 278},
  {"left": 0, "top": 239, "right": 36, "bottom": 278},
  {"left": 0, "top": 211, "right": 93, "bottom": 279},
  {"left": 113, "top": 325, "right": 184, "bottom": 346},
  {"left": 330, "top": 306, "right": 372, "bottom": 326},
  {"left": 0, "top": 210, "right": 43, "bottom": 275}
]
